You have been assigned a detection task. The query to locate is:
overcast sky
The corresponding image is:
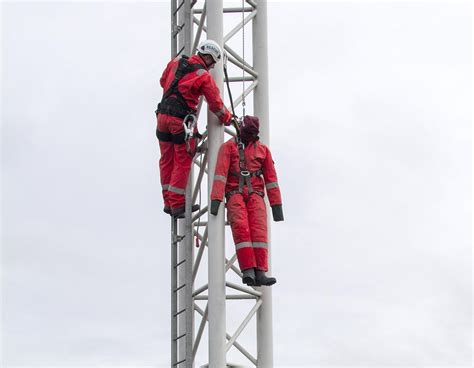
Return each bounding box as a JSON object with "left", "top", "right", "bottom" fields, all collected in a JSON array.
[{"left": 1, "top": 1, "right": 472, "bottom": 367}]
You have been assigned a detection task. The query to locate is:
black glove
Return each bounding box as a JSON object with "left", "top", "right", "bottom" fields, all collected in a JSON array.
[
  {"left": 225, "top": 115, "right": 238, "bottom": 127},
  {"left": 271, "top": 204, "right": 284, "bottom": 222},
  {"left": 230, "top": 117, "right": 240, "bottom": 133},
  {"left": 210, "top": 200, "right": 221, "bottom": 216}
]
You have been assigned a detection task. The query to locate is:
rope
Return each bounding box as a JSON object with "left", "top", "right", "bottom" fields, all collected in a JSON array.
[{"left": 223, "top": 55, "right": 235, "bottom": 116}]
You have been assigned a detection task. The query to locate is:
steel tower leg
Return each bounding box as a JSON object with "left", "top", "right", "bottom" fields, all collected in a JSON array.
[
  {"left": 206, "top": 0, "right": 227, "bottom": 366},
  {"left": 170, "top": 0, "right": 194, "bottom": 367},
  {"left": 253, "top": 1, "right": 273, "bottom": 366},
  {"left": 171, "top": 218, "right": 179, "bottom": 366},
  {"left": 180, "top": 1, "right": 195, "bottom": 367}
]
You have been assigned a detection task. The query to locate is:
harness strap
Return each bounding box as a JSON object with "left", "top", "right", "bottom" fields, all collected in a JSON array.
[
  {"left": 156, "top": 56, "right": 205, "bottom": 118},
  {"left": 172, "top": 131, "right": 186, "bottom": 144},
  {"left": 157, "top": 97, "right": 192, "bottom": 119},
  {"left": 156, "top": 129, "right": 201, "bottom": 144},
  {"left": 156, "top": 130, "right": 172, "bottom": 142},
  {"left": 223, "top": 140, "right": 265, "bottom": 200},
  {"left": 236, "top": 140, "right": 255, "bottom": 195},
  {"left": 237, "top": 141, "right": 246, "bottom": 173},
  {"left": 229, "top": 169, "right": 263, "bottom": 177}
]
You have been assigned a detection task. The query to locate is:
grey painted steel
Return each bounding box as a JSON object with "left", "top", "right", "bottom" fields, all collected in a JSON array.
[
  {"left": 206, "top": 0, "right": 227, "bottom": 365},
  {"left": 193, "top": 16, "right": 208, "bottom": 32},
  {"left": 168, "top": 0, "right": 274, "bottom": 365},
  {"left": 193, "top": 303, "right": 209, "bottom": 358},
  {"left": 225, "top": 299, "right": 263, "bottom": 352},
  {"left": 225, "top": 253, "right": 237, "bottom": 272},
  {"left": 195, "top": 294, "right": 257, "bottom": 300},
  {"left": 227, "top": 54, "right": 259, "bottom": 78},
  {"left": 183, "top": 1, "right": 195, "bottom": 365},
  {"left": 194, "top": 6, "right": 254, "bottom": 14},
  {"left": 193, "top": 158, "right": 208, "bottom": 173},
  {"left": 184, "top": 186, "right": 195, "bottom": 368},
  {"left": 223, "top": 10, "right": 257, "bottom": 43},
  {"left": 170, "top": 1, "right": 178, "bottom": 365},
  {"left": 228, "top": 264, "right": 242, "bottom": 279},
  {"left": 192, "top": 283, "right": 209, "bottom": 298},
  {"left": 233, "top": 80, "right": 258, "bottom": 109},
  {"left": 194, "top": 304, "right": 258, "bottom": 365},
  {"left": 192, "top": 151, "right": 208, "bottom": 204},
  {"left": 192, "top": 2, "right": 206, "bottom": 54},
  {"left": 226, "top": 281, "right": 262, "bottom": 297},
  {"left": 223, "top": 45, "right": 253, "bottom": 70},
  {"left": 252, "top": 1, "right": 273, "bottom": 366},
  {"left": 223, "top": 127, "right": 237, "bottom": 137},
  {"left": 171, "top": 218, "right": 178, "bottom": 366},
  {"left": 246, "top": 0, "right": 257, "bottom": 9},
  {"left": 227, "top": 76, "right": 256, "bottom": 82},
  {"left": 170, "top": 0, "right": 196, "bottom": 366},
  {"left": 192, "top": 206, "right": 208, "bottom": 222},
  {"left": 192, "top": 226, "right": 208, "bottom": 282},
  {"left": 171, "top": 0, "right": 177, "bottom": 56}
]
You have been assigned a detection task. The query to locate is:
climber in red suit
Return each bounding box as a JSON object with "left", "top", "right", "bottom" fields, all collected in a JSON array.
[
  {"left": 210, "top": 115, "right": 284, "bottom": 286},
  {"left": 156, "top": 40, "right": 234, "bottom": 218}
]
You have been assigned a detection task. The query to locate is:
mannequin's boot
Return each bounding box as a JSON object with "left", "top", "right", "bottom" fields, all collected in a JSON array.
[
  {"left": 255, "top": 269, "right": 276, "bottom": 286},
  {"left": 242, "top": 268, "right": 256, "bottom": 286}
]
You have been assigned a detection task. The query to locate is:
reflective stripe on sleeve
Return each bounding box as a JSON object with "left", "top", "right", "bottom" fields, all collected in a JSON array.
[
  {"left": 265, "top": 182, "right": 279, "bottom": 190},
  {"left": 214, "top": 175, "right": 226, "bottom": 182},
  {"left": 214, "top": 106, "right": 226, "bottom": 117},
  {"left": 252, "top": 242, "right": 268, "bottom": 249},
  {"left": 162, "top": 184, "right": 170, "bottom": 191}
]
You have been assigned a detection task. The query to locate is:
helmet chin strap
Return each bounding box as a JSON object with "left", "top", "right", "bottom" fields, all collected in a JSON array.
[{"left": 199, "top": 54, "right": 214, "bottom": 69}]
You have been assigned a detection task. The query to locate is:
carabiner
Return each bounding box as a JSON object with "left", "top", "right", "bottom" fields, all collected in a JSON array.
[
  {"left": 240, "top": 170, "right": 250, "bottom": 177},
  {"left": 183, "top": 114, "right": 197, "bottom": 139}
]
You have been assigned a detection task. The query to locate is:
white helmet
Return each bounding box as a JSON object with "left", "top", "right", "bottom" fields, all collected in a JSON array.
[{"left": 197, "top": 40, "right": 222, "bottom": 63}]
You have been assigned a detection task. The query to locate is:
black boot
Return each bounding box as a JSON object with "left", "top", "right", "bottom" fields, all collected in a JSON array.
[
  {"left": 172, "top": 204, "right": 200, "bottom": 218},
  {"left": 242, "top": 268, "right": 256, "bottom": 286},
  {"left": 255, "top": 269, "right": 276, "bottom": 286}
]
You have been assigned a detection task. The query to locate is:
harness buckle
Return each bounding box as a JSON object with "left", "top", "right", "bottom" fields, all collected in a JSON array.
[
  {"left": 183, "top": 114, "right": 199, "bottom": 156},
  {"left": 240, "top": 170, "right": 250, "bottom": 177},
  {"left": 183, "top": 114, "right": 197, "bottom": 140}
]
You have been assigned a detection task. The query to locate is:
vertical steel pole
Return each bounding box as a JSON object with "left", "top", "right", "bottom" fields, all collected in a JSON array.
[
  {"left": 206, "top": 0, "right": 226, "bottom": 366},
  {"left": 253, "top": 0, "right": 274, "bottom": 366},
  {"left": 177, "top": 0, "right": 195, "bottom": 365},
  {"left": 170, "top": 2, "right": 178, "bottom": 365},
  {"left": 171, "top": 219, "right": 178, "bottom": 366},
  {"left": 171, "top": 0, "right": 177, "bottom": 57},
  {"left": 177, "top": 2, "right": 185, "bottom": 361},
  {"left": 182, "top": 1, "right": 195, "bottom": 366}
]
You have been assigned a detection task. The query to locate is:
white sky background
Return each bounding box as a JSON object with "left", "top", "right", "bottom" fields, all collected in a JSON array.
[{"left": 1, "top": 1, "right": 472, "bottom": 367}]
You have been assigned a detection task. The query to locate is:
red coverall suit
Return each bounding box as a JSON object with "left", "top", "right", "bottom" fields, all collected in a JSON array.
[
  {"left": 156, "top": 54, "right": 231, "bottom": 213},
  {"left": 210, "top": 132, "right": 283, "bottom": 273}
]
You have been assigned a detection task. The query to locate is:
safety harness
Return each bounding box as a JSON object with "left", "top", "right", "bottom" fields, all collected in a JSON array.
[
  {"left": 225, "top": 139, "right": 264, "bottom": 201},
  {"left": 156, "top": 55, "right": 204, "bottom": 152},
  {"left": 156, "top": 55, "right": 204, "bottom": 119}
]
